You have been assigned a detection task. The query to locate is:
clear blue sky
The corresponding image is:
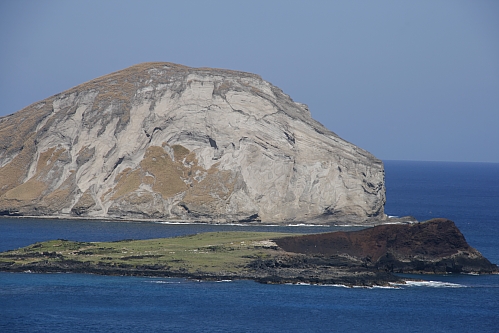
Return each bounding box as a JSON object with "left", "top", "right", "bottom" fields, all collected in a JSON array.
[{"left": 1, "top": 0, "right": 498, "bottom": 163}]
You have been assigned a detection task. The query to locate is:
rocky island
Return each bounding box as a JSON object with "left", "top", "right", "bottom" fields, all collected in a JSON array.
[
  {"left": 0, "top": 62, "right": 384, "bottom": 224},
  {"left": 1, "top": 219, "right": 496, "bottom": 286},
  {"left": 0, "top": 63, "right": 496, "bottom": 286}
]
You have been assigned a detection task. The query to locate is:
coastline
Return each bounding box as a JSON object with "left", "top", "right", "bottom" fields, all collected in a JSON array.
[
  {"left": 0, "top": 231, "right": 404, "bottom": 287},
  {"left": 0, "top": 214, "right": 417, "bottom": 228},
  {"left": 1, "top": 220, "right": 497, "bottom": 288},
  {"left": 0, "top": 261, "right": 406, "bottom": 288}
]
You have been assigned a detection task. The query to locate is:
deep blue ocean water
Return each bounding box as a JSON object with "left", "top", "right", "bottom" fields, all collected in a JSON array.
[{"left": 1, "top": 160, "right": 498, "bottom": 332}]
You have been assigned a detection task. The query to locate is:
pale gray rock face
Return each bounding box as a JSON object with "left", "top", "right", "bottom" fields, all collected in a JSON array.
[{"left": 0, "top": 62, "right": 386, "bottom": 224}]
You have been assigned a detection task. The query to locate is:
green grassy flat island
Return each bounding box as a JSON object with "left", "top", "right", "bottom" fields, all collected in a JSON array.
[
  {"left": 0, "top": 231, "right": 401, "bottom": 286},
  {"left": 3, "top": 220, "right": 495, "bottom": 287},
  {"left": 0, "top": 232, "right": 293, "bottom": 276}
]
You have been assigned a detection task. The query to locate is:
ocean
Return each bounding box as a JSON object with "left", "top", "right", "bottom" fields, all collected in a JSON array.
[{"left": 1, "top": 160, "right": 498, "bottom": 332}]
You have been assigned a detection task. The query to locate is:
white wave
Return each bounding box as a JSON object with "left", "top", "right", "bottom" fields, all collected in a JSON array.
[
  {"left": 371, "top": 285, "right": 401, "bottom": 289},
  {"left": 328, "top": 284, "right": 350, "bottom": 288},
  {"left": 147, "top": 280, "right": 182, "bottom": 284},
  {"left": 320, "top": 283, "right": 362, "bottom": 289},
  {"left": 284, "top": 282, "right": 400, "bottom": 289},
  {"left": 400, "top": 280, "right": 465, "bottom": 288},
  {"left": 155, "top": 221, "right": 205, "bottom": 225},
  {"left": 154, "top": 221, "right": 329, "bottom": 227},
  {"left": 286, "top": 223, "right": 329, "bottom": 227},
  {"left": 336, "top": 224, "right": 368, "bottom": 227}
]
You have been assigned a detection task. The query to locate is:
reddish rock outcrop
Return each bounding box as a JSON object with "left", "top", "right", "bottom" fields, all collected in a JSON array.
[{"left": 275, "top": 218, "right": 498, "bottom": 274}]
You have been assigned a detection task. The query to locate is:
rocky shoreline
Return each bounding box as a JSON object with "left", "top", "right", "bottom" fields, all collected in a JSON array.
[
  {"left": 1, "top": 259, "right": 404, "bottom": 287},
  {"left": 1, "top": 219, "right": 497, "bottom": 287},
  {"left": 0, "top": 213, "right": 417, "bottom": 227}
]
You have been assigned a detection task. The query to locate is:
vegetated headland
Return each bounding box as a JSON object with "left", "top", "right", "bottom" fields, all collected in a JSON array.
[{"left": 0, "top": 219, "right": 497, "bottom": 287}]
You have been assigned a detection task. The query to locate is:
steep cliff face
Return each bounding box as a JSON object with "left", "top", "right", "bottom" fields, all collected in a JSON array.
[{"left": 0, "top": 62, "right": 386, "bottom": 223}]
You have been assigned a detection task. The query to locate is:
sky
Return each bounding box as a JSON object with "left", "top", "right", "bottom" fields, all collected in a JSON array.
[{"left": 1, "top": 0, "right": 498, "bottom": 163}]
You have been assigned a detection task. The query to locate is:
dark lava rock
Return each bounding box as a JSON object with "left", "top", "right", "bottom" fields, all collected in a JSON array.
[{"left": 274, "top": 218, "right": 498, "bottom": 274}]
